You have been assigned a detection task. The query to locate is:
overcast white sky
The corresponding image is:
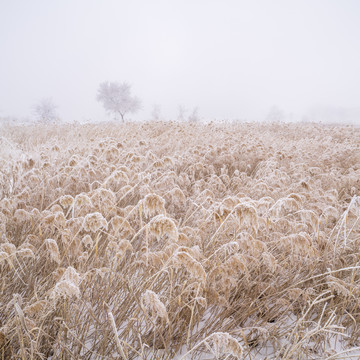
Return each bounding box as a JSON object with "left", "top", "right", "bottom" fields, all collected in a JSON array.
[{"left": 1, "top": 0, "right": 360, "bottom": 123}]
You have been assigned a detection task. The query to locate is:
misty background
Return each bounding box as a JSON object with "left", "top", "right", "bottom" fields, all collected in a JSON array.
[{"left": 1, "top": 0, "right": 360, "bottom": 124}]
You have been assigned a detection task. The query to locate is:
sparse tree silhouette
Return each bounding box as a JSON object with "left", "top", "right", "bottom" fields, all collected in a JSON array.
[
  {"left": 96, "top": 81, "right": 141, "bottom": 122},
  {"left": 266, "top": 105, "right": 284, "bottom": 122},
  {"left": 177, "top": 105, "right": 187, "bottom": 122},
  {"left": 33, "top": 98, "right": 58, "bottom": 124},
  {"left": 177, "top": 105, "right": 200, "bottom": 122},
  {"left": 151, "top": 104, "right": 162, "bottom": 121},
  {"left": 188, "top": 107, "right": 200, "bottom": 123}
]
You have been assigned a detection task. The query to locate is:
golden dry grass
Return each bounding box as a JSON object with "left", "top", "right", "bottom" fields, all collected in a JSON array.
[{"left": 0, "top": 121, "right": 359, "bottom": 359}]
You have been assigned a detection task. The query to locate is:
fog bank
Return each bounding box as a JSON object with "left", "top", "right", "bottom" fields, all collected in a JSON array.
[{"left": 1, "top": 0, "right": 360, "bottom": 124}]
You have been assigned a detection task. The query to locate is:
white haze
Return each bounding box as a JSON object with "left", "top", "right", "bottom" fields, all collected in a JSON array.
[{"left": 0, "top": 0, "right": 360, "bottom": 124}]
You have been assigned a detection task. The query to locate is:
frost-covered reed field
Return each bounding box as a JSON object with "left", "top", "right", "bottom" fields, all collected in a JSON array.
[{"left": 0, "top": 121, "right": 360, "bottom": 359}]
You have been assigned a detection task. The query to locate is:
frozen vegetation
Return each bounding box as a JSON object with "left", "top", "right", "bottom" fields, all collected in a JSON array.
[{"left": 0, "top": 121, "right": 359, "bottom": 359}]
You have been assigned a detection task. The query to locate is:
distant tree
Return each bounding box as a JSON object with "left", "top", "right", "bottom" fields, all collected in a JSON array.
[
  {"left": 151, "top": 104, "right": 162, "bottom": 121},
  {"left": 33, "top": 98, "right": 58, "bottom": 124},
  {"left": 266, "top": 105, "right": 284, "bottom": 123},
  {"left": 177, "top": 105, "right": 200, "bottom": 122},
  {"left": 188, "top": 107, "right": 200, "bottom": 123},
  {"left": 96, "top": 81, "right": 141, "bottom": 122},
  {"left": 177, "top": 105, "right": 187, "bottom": 122}
]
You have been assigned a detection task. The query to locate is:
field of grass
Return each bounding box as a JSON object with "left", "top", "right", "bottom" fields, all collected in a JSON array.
[{"left": 0, "top": 121, "right": 360, "bottom": 359}]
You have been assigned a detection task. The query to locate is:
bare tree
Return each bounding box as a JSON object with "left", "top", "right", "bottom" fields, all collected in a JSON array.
[
  {"left": 96, "top": 81, "right": 141, "bottom": 122},
  {"left": 151, "top": 104, "right": 162, "bottom": 121},
  {"left": 33, "top": 98, "right": 58, "bottom": 124},
  {"left": 266, "top": 105, "right": 284, "bottom": 123},
  {"left": 177, "top": 105, "right": 187, "bottom": 122},
  {"left": 177, "top": 105, "right": 200, "bottom": 122},
  {"left": 188, "top": 107, "right": 200, "bottom": 123}
]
